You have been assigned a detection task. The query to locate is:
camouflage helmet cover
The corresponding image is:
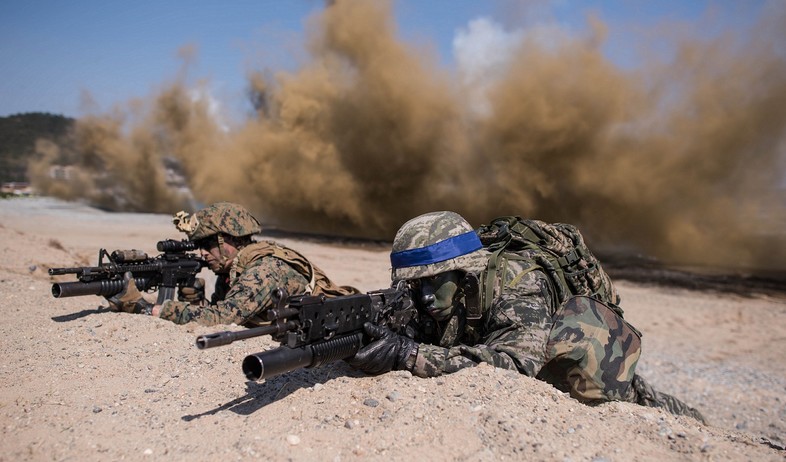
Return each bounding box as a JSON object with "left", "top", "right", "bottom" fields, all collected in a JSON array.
[
  {"left": 390, "top": 211, "right": 489, "bottom": 281},
  {"left": 174, "top": 202, "right": 262, "bottom": 241}
]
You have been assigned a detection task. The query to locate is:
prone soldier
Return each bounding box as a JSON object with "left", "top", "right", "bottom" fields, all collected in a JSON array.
[
  {"left": 106, "top": 202, "right": 357, "bottom": 325},
  {"left": 347, "top": 211, "right": 706, "bottom": 423}
]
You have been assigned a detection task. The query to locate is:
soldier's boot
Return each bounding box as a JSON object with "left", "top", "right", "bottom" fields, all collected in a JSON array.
[{"left": 626, "top": 374, "right": 707, "bottom": 424}]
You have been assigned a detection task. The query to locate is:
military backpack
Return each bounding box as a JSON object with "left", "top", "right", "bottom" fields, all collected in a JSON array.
[
  {"left": 475, "top": 216, "right": 621, "bottom": 314},
  {"left": 476, "top": 217, "right": 643, "bottom": 403}
]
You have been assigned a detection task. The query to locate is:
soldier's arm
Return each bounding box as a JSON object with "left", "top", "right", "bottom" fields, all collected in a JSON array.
[
  {"left": 412, "top": 270, "right": 556, "bottom": 378},
  {"left": 158, "top": 258, "right": 308, "bottom": 326}
]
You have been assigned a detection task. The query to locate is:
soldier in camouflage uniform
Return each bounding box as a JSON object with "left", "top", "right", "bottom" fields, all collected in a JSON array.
[
  {"left": 105, "top": 202, "right": 357, "bottom": 326},
  {"left": 348, "top": 211, "right": 705, "bottom": 423}
]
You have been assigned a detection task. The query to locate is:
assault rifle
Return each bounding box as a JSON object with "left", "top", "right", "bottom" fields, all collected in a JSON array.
[
  {"left": 196, "top": 281, "right": 416, "bottom": 381},
  {"left": 49, "top": 239, "right": 205, "bottom": 305}
]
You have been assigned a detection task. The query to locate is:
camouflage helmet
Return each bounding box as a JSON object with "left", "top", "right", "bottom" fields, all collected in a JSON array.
[
  {"left": 390, "top": 211, "right": 489, "bottom": 281},
  {"left": 173, "top": 202, "right": 261, "bottom": 242}
]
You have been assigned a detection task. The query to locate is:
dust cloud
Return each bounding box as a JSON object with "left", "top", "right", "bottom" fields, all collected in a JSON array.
[{"left": 31, "top": 0, "right": 786, "bottom": 272}]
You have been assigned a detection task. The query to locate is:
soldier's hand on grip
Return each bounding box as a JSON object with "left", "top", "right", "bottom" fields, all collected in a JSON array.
[
  {"left": 106, "top": 271, "right": 149, "bottom": 313},
  {"left": 347, "top": 322, "right": 418, "bottom": 375},
  {"left": 178, "top": 277, "right": 206, "bottom": 305}
]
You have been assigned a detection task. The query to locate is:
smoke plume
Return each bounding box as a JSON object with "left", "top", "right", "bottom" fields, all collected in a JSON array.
[{"left": 32, "top": 0, "right": 786, "bottom": 273}]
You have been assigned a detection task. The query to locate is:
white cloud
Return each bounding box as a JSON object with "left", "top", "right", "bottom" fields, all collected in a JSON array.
[
  {"left": 453, "top": 17, "right": 573, "bottom": 116},
  {"left": 453, "top": 17, "right": 524, "bottom": 116},
  {"left": 189, "top": 85, "right": 230, "bottom": 132}
]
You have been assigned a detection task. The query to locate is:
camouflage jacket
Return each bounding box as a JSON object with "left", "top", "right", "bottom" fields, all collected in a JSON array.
[
  {"left": 412, "top": 249, "right": 558, "bottom": 378},
  {"left": 158, "top": 241, "right": 355, "bottom": 326},
  {"left": 412, "top": 249, "right": 642, "bottom": 403}
]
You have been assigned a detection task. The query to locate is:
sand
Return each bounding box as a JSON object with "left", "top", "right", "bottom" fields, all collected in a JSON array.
[{"left": 1, "top": 197, "right": 784, "bottom": 461}]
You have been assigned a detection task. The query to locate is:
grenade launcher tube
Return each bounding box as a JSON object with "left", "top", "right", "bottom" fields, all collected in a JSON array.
[
  {"left": 51, "top": 277, "right": 152, "bottom": 298},
  {"left": 242, "top": 332, "right": 364, "bottom": 381}
]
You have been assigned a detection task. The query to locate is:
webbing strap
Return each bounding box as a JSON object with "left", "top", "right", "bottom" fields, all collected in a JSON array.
[
  {"left": 482, "top": 245, "right": 507, "bottom": 313},
  {"left": 511, "top": 222, "right": 544, "bottom": 245},
  {"left": 305, "top": 263, "right": 317, "bottom": 294},
  {"left": 507, "top": 265, "right": 542, "bottom": 288}
]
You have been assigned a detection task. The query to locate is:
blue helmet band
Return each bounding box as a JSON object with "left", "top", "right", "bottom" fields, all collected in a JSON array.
[{"left": 390, "top": 231, "right": 483, "bottom": 269}]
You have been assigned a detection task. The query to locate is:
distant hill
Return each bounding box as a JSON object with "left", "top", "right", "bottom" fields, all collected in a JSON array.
[{"left": 0, "top": 112, "right": 75, "bottom": 183}]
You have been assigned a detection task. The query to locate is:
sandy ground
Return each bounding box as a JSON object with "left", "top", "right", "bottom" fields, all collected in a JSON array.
[{"left": 0, "top": 197, "right": 784, "bottom": 461}]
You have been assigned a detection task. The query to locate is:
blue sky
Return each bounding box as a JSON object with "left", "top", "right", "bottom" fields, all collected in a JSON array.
[{"left": 0, "top": 0, "right": 766, "bottom": 119}]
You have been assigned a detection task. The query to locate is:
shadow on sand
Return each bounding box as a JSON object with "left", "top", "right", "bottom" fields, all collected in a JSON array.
[
  {"left": 181, "top": 363, "right": 364, "bottom": 421},
  {"left": 51, "top": 306, "right": 112, "bottom": 322}
]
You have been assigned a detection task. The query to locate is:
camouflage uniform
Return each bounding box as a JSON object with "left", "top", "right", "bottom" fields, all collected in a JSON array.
[
  {"left": 410, "top": 247, "right": 557, "bottom": 378},
  {"left": 391, "top": 211, "right": 705, "bottom": 423},
  {"left": 158, "top": 202, "right": 356, "bottom": 326}
]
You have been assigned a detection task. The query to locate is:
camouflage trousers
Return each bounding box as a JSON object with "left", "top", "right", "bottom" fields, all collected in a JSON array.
[{"left": 624, "top": 374, "right": 707, "bottom": 424}]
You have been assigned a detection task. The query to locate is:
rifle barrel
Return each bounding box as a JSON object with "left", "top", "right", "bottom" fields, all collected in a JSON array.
[
  {"left": 48, "top": 267, "right": 97, "bottom": 276},
  {"left": 195, "top": 324, "right": 280, "bottom": 349}
]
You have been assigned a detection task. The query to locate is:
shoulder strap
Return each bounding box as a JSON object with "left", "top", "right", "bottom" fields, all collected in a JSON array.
[
  {"left": 261, "top": 242, "right": 358, "bottom": 296},
  {"left": 479, "top": 247, "right": 565, "bottom": 315},
  {"left": 236, "top": 242, "right": 332, "bottom": 295},
  {"left": 481, "top": 246, "right": 506, "bottom": 315}
]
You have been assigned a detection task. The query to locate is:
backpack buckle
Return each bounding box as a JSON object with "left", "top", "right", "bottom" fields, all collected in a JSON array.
[{"left": 557, "top": 248, "right": 582, "bottom": 267}]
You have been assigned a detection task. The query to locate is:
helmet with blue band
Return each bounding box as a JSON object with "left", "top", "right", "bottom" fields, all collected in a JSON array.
[
  {"left": 390, "top": 211, "right": 489, "bottom": 281},
  {"left": 391, "top": 231, "right": 482, "bottom": 268}
]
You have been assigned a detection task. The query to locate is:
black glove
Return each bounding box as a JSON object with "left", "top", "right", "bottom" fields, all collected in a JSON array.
[
  {"left": 347, "top": 322, "right": 418, "bottom": 375},
  {"left": 178, "top": 277, "right": 205, "bottom": 305}
]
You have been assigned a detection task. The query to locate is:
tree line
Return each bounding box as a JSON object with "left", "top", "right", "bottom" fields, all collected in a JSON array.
[{"left": 0, "top": 112, "right": 75, "bottom": 183}]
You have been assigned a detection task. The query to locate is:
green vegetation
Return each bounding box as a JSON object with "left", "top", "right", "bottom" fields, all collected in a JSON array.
[{"left": 0, "top": 112, "right": 75, "bottom": 183}]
